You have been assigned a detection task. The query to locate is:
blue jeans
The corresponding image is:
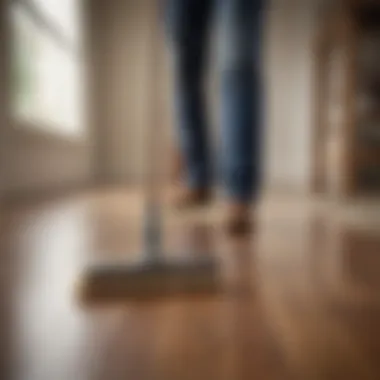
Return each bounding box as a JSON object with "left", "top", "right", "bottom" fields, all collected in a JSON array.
[{"left": 165, "top": 0, "right": 264, "bottom": 202}]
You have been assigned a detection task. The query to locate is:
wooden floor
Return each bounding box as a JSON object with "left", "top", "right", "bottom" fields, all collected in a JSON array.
[{"left": 1, "top": 189, "right": 380, "bottom": 380}]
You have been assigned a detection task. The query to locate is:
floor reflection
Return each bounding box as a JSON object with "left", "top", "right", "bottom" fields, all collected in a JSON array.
[
  {"left": 258, "top": 214, "right": 380, "bottom": 380},
  {"left": 2, "top": 192, "right": 380, "bottom": 380}
]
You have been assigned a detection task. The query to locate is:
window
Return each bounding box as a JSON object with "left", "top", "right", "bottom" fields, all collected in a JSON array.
[{"left": 11, "top": 0, "right": 85, "bottom": 138}]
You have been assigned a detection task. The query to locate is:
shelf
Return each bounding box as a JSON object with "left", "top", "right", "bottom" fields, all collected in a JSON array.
[{"left": 313, "top": 0, "right": 380, "bottom": 196}]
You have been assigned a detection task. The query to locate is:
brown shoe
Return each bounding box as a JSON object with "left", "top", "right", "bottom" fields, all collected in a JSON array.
[
  {"left": 224, "top": 202, "right": 251, "bottom": 235},
  {"left": 172, "top": 187, "right": 212, "bottom": 209}
]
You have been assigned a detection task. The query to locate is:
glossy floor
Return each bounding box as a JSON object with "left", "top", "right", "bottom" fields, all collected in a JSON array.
[{"left": 1, "top": 190, "right": 380, "bottom": 380}]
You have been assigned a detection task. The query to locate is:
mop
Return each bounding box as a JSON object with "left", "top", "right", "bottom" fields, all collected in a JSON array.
[{"left": 77, "top": 1, "right": 222, "bottom": 302}]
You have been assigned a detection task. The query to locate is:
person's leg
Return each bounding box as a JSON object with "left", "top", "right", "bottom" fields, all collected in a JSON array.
[
  {"left": 165, "top": 0, "right": 214, "bottom": 199},
  {"left": 218, "top": 0, "right": 264, "bottom": 204}
]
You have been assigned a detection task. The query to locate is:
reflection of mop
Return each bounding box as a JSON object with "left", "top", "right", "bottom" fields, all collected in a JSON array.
[{"left": 77, "top": 1, "right": 221, "bottom": 302}]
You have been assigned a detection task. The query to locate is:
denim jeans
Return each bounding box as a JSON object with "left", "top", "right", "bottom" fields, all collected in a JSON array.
[{"left": 165, "top": 0, "right": 264, "bottom": 202}]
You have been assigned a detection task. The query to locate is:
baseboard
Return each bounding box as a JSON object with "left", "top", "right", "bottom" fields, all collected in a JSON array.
[
  {"left": 3, "top": 180, "right": 94, "bottom": 206},
  {"left": 262, "top": 182, "right": 312, "bottom": 198}
]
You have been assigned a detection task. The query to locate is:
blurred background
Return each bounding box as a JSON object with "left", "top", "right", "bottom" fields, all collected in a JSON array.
[{"left": 2, "top": 0, "right": 378, "bottom": 198}]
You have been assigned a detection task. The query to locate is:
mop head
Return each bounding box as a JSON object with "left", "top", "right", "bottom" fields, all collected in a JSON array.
[{"left": 77, "top": 256, "right": 222, "bottom": 303}]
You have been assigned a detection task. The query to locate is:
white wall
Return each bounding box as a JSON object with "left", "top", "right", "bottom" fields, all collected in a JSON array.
[
  {"left": 89, "top": 0, "right": 172, "bottom": 185},
  {"left": 263, "top": 0, "right": 318, "bottom": 192},
  {"left": 91, "top": 0, "right": 320, "bottom": 193}
]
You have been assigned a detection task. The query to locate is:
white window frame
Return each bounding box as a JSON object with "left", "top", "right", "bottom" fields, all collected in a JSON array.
[{"left": 10, "top": 0, "right": 86, "bottom": 141}]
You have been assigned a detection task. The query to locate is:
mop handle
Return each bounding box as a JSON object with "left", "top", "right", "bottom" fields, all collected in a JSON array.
[
  {"left": 142, "top": 0, "right": 165, "bottom": 259},
  {"left": 144, "top": 0, "right": 163, "bottom": 203}
]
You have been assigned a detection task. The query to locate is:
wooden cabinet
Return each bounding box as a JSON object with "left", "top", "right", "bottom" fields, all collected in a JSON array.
[
  {"left": 313, "top": 0, "right": 380, "bottom": 197},
  {"left": 355, "top": 3, "right": 380, "bottom": 194}
]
